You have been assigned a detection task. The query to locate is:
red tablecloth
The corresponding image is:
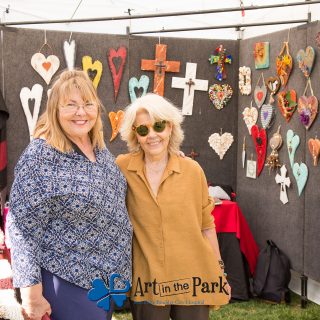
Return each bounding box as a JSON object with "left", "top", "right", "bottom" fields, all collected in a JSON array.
[{"left": 212, "top": 200, "right": 259, "bottom": 275}]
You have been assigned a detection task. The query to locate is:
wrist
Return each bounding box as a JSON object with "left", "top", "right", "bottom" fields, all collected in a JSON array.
[{"left": 20, "top": 283, "right": 43, "bottom": 301}]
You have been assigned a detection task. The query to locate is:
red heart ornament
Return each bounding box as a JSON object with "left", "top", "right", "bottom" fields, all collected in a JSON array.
[
  {"left": 107, "top": 46, "right": 127, "bottom": 102},
  {"left": 251, "top": 125, "right": 267, "bottom": 176},
  {"left": 277, "top": 90, "right": 297, "bottom": 122}
]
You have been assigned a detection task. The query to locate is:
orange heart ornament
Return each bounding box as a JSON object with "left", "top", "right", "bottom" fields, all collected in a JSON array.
[{"left": 109, "top": 110, "right": 124, "bottom": 142}]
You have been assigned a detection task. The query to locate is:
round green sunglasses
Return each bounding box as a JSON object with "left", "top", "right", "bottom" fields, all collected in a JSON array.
[{"left": 132, "top": 120, "right": 167, "bottom": 137}]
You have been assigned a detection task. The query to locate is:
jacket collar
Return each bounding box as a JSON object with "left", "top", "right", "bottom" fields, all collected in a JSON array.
[{"left": 127, "top": 150, "right": 181, "bottom": 174}]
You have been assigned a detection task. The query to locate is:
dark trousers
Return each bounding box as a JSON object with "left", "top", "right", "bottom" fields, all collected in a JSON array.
[{"left": 130, "top": 300, "right": 209, "bottom": 320}]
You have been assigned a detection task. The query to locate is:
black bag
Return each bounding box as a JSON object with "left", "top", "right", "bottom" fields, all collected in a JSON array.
[{"left": 253, "top": 240, "right": 291, "bottom": 303}]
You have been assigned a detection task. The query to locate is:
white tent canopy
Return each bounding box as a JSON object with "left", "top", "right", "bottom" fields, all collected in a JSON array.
[{"left": 1, "top": 0, "right": 320, "bottom": 39}]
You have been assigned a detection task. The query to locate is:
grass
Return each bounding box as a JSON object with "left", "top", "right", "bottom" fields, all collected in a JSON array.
[{"left": 112, "top": 292, "right": 320, "bottom": 320}]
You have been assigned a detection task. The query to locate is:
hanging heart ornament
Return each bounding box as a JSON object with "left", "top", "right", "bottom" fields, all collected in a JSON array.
[
  {"left": 31, "top": 52, "right": 60, "bottom": 85},
  {"left": 242, "top": 105, "right": 258, "bottom": 135},
  {"left": 266, "top": 76, "right": 280, "bottom": 95},
  {"left": 82, "top": 55, "right": 103, "bottom": 89},
  {"left": 260, "top": 104, "right": 274, "bottom": 129},
  {"left": 109, "top": 110, "right": 124, "bottom": 142},
  {"left": 308, "top": 138, "right": 320, "bottom": 166},
  {"left": 276, "top": 42, "right": 293, "bottom": 87},
  {"left": 208, "top": 132, "right": 234, "bottom": 160},
  {"left": 278, "top": 90, "right": 297, "bottom": 122},
  {"left": 208, "top": 84, "right": 233, "bottom": 110},
  {"left": 293, "top": 162, "right": 308, "bottom": 196},
  {"left": 129, "top": 75, "right": 150, "bottom": 102},
  {"left": 296, "top": 46, "right": 315, "bottom": 79},
  {"left": 297, "top": 95, "right": 318, "bottom": 130},
  {"left": 251, "top": 125, "right": 267, "bottom": 177},
  {"left": 63, "top": 40, "right": 76, "bottom": 70},
  {"left": 286, "top": 129, "right": 300, "bottom": 168},
  {"left": 254, "top": 84, "right": 267, "bottom": 108}
]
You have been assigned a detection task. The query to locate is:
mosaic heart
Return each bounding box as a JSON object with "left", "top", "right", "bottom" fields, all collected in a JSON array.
[
  {"left": 296, "top": 46, "right": 315, "bottom": 79},
  {"left": 308, "top": 138, "right": 320, "bottom": 166},
  {"left": 128, "top": 75, "right": 150, "bottom": 102},
  {"left": 266, "top": 76, "right": 280, "bottom": 95},
  {"left": 251, "top": 125, "right": 267, "bottom": 176},
  {"left": 109, "top": 110, "right": 124, "bottom": 142},
  {"left": 278, "top": 90, "right": 297, "bottom": 122},
  {"left": 287, "top": 129, "right": 300, "bottom": 168},
  {"left": 254, "top": 84, "right": 267, "bottom": 108},
  {"left": 297, "top": 95, "right": 318, "bottom": 130},
  {"left": 208, "top": 132, "right": 234, "bottom": 160},
  {"left": 260, "top": 104, "right": 274, "bottom": 129},
  {"left": 242, "top": 105, "right": 258, "bottom": 135},
  {"left": 31, "top": 52, "right": 60, "bottom": 85},
  {"left": 293, "top": 162, "right": 308, "bottom": 196},
  {"left": 208, "top": 84, "right": 233, "bottom": 110},
  {"left": 82, "top": 55, "right": 103, "bottom": 89}
]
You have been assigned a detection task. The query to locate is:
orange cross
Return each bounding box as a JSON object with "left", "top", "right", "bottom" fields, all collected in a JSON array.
[{"left": 141, "top": 44, "right": 180, "bottom": 96}]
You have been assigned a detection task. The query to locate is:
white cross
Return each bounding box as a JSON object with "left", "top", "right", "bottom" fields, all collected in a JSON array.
[
  {"left": 172, "top": 62, "right": 208, "bottom": 115},
  {"left": 275, "top": 165, "right": 291, "bottom": 204}
]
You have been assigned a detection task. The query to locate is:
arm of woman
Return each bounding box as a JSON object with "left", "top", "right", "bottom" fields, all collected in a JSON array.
[
  {"left": 20, "top": 284, "right": 51, "bottom": 320},
  {"left": 7, "top": 154, "right": 52, "bottom": 319},
  {"left": 201, "top": 228, "right": 221, "bottom": 260}
]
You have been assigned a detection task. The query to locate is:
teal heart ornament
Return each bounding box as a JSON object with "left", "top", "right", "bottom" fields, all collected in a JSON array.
[
  {"left": 128, "top": 75, "right": 149, "bottom": 102},
  {"left": 287, "top": 129, "right": 300, "bottom": 168},
  {"left": 296, "top": 46, "right": 315, "bottom": 79},
  {"left": 293, "top": 162, "right": 308, "bottom": 196},
  {"left": 260, "top": 104, "right": 274, "bottom": 129}
]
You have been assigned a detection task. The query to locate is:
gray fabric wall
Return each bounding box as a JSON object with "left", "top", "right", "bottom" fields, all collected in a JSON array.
[
  {"left": 2, "top": 28, "right": 238, "bottom": 193},
  {"left": 238, "top": 21, "right": 320, "bottom": 282},
  {"left": 3, "top": 23, "right": 319, "bottom": 282}
]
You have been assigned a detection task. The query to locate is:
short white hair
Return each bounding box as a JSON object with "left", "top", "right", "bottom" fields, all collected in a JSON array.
[{"left": 120, "top": 93, "right": 184, "bottom": 154}]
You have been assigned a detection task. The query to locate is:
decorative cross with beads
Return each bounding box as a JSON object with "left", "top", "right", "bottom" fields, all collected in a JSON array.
[{"left": 209, "top": 45, "right": 232, "bottom": 81}]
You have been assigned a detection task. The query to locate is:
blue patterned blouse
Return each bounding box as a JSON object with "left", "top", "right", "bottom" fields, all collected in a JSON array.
[{"left": 7, "top": 139, "right": 132, "bottom": 289}]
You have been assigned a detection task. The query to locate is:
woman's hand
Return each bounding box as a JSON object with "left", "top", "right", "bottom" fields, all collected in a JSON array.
[
  {"left": 21, "top": 295, "right": 51, "bottom": 320},
  {"left": 20, "top": 284, "right": 51, "bottom": 320},
  {"left": 225, "top": 282, "right": 232, "bottom": 300}
]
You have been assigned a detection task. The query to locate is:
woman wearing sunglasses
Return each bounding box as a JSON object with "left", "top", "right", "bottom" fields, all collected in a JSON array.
[{"left": 117, "top": 93, "right": 230, "bottom": 320}]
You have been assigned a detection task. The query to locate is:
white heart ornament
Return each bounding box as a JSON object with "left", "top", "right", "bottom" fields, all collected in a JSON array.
[
  {"left": 208, "top": 132, "right": 234, "bottom": 160},
  {"left": 242, "top": 105, "right": 258, "bottom": 135},
  {"left": 63, "top": 40, "right": 76, "bottom": 70},
  {"left": 31, "top": 52, "right": 60, "bottom": 85},
  {"left": 260, "top": 104, "right": 274, "bottom": 129},
  {"left": 20, "top": 84, "right": 43, "bottom": 141}
]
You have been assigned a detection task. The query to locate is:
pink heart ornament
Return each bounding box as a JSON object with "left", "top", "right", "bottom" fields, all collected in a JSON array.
[
  {"left": 297, "top": 95, "right": 318, "bottom": 130},
  {"left": 254, "top": 85, "right": 267, "bottom": 108}
]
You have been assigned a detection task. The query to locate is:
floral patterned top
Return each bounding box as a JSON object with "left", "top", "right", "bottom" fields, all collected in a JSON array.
[{"left": 7, "top": 138, "right": 132, "bottom": 289}]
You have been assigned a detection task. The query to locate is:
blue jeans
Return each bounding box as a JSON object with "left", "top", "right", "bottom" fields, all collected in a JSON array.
[{"left": 42, "top": 268, "right": 113, "bottom": 320}]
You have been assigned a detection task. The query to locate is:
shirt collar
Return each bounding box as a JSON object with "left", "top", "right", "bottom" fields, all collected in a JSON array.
[{"left": 127, "top": 150, "right": 181, "bottom": 174}]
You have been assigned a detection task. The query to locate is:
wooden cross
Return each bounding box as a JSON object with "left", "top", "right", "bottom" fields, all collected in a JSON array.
[
  {"left": 187, "top": 149, "right": 199, "bottom": 160},
  {"left": 171, "top": 62, "right": 208, "bottom": 115},
  {"left": 208, "top": 45, "right": 232, "bottom": 81},
  {"left": 141, "top": 44, "right": 180, "bottom": 96},
  {"left": 275, "top": 165, "right": 291, "bottom": 204}
]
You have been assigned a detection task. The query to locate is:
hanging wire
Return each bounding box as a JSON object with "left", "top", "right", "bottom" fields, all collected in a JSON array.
[{"left": 67, "top": 0, "right": 84, "bottom": 43}]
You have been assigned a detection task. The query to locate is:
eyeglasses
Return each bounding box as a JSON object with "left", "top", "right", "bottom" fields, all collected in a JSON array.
[
  {"left": 132, "top": 120, "right": 167, "bottom": 137},
  {"left": 60, "top": 102, "right": 97, "bottom": 113}
]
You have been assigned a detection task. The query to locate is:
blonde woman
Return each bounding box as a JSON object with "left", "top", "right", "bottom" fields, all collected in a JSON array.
[
  {"left": 117, "top": 93, "right": 230, "bottom": 320},
  {"left": 7, "top": 70, "right": 132, "bottom": 320}
]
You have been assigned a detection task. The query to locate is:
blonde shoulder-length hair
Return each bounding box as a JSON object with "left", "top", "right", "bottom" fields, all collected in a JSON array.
[
  {"left": 120, "top": 93, "right": 184, "bottom": 154},
  {"left": 33, "top": 69, "right": 105, "bottom": 153}
]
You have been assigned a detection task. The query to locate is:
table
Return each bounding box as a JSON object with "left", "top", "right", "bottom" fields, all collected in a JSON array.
[{"left": 212, "top": 200, "right": 259, "bottom": 300}]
